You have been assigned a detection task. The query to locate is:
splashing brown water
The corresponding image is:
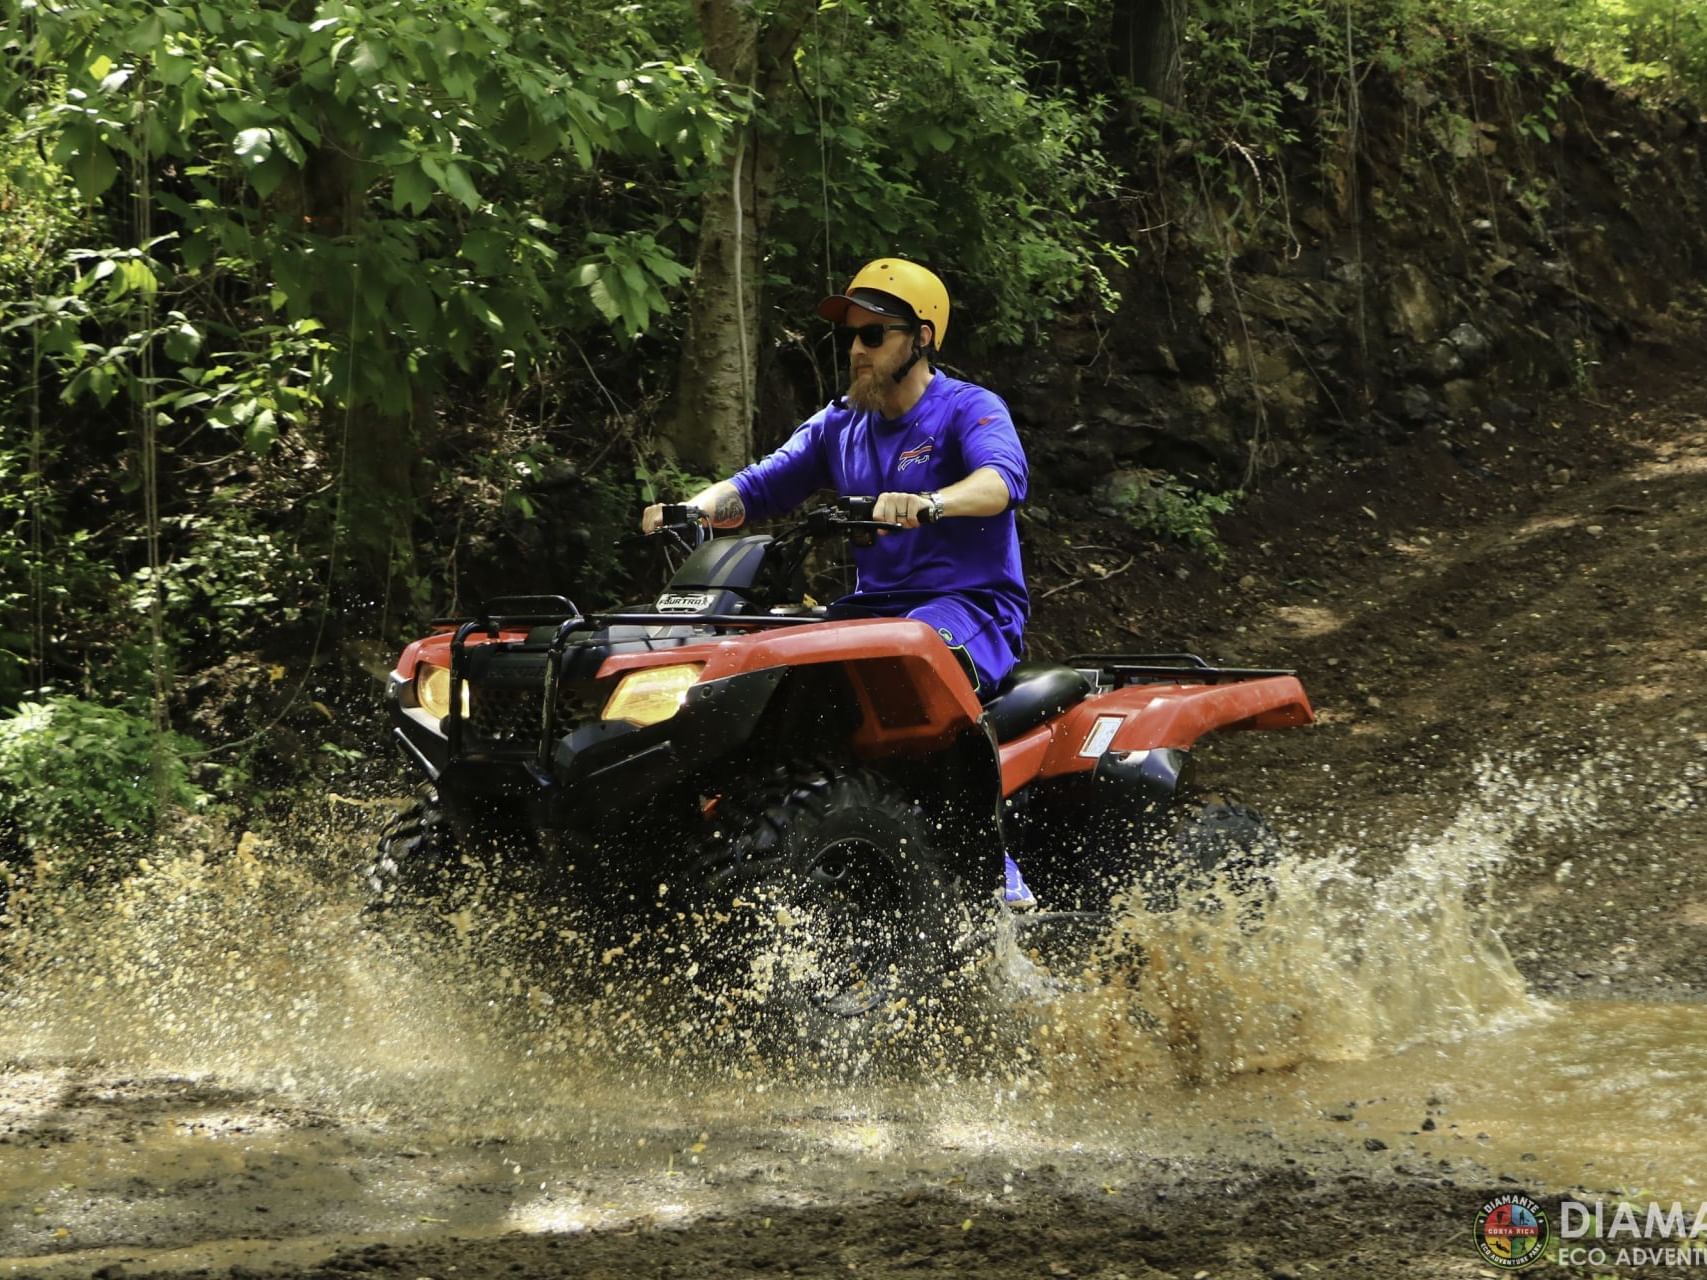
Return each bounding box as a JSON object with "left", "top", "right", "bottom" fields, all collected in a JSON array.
[{"left": 2, "top": 748, "right": 1704, "bottom": 1272}]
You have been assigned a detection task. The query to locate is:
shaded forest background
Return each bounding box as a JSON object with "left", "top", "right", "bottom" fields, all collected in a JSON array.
[{"left": 1, "top": 0, "right": 1705, "bottom": 865}]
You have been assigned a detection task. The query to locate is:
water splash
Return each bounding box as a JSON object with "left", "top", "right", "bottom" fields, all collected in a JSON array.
[
  {"left": 0, "top": 745, "right": 1666, "bottom": 1114},
  {"left": 1026, "top": 751, "right": 1616, "bottom": 1085}
]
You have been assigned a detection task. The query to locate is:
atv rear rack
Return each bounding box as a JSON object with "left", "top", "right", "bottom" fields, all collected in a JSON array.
[{"left": 1065, "top": 652, "right": 1297, "bottom": 688}]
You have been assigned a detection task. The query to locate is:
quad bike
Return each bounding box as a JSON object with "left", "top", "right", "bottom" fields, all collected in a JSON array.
[{"left": 369, "top": 499, "right": 1313, "bottom": 1049}]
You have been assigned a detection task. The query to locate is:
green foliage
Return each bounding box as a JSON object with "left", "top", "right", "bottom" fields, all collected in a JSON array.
[
  {"left": 768, "top": 0, "right": 1123, "bottom": 347},
  {"left": 0, "top": 442, "right": 133, "bottom": 704},
  {"left": 1099, "top": 468, "right": 1238, "bottom": 564},
  {"left": 129, "top": 503, "right": 319, "bottom": 644},
  {"left": 0, "top": 137, "right": 85, "bottom": 291},
  {"left": 1458, "top": 0, "right": 1707, "bottom": 98},
  {"left": 0, "top": 0, "right": 740, "bottom": 415},
  {"left": 1144, "top": 480, "right": 1238, "bottom": 566},
  {"left": 633, "top": 456, "right": 715, "bottom": 507},
  {"left": 0, "top": 696, "right": 209, "bottom": 862}
]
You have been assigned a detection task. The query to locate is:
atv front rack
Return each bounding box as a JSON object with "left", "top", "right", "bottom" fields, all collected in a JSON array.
[{"left": 1065, "top": 652, "right": 1297, "bottom": 689}]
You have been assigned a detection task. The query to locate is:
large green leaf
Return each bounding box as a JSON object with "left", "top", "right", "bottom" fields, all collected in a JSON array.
[
  {"left": 232, "top": 126, "right": 274, "bottom": 168},
  {"left": 442, "top": 161, "right": 481, "bottom": 211},
  {"left": 393, "top": 162, "right": 433, "bottom": 214}
]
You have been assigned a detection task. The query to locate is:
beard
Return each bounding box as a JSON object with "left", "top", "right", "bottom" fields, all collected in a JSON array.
[
  {"left": 846, "top": 343, "right": 907, "bottom": 411},
  {"left": 845, "top": 365, "right": 888, "bottom": 412}
]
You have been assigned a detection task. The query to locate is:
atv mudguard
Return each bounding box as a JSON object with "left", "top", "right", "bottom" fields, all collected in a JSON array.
[{"left": 996, "top": 673, "right": 1313, "bottom": 800}]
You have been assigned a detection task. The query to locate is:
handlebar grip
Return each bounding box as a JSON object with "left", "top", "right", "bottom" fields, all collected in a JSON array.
[{"left": 659, "top": 502, "right": 704, "bottom": 526}]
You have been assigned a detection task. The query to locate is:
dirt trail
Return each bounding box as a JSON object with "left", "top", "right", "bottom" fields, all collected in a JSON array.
[{"left": 4, "top": 332, "right": 1707, "bottom": 1279}]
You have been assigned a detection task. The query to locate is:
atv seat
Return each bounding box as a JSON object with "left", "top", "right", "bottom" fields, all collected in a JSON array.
[{"left": 983, "top": 661, "right": 1093, "bottom": 742}]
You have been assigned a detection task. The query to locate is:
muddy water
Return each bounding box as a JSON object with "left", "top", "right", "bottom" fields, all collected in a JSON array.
[{"left": 0, "top": 752, "right": 1700, "bottom": 1274}]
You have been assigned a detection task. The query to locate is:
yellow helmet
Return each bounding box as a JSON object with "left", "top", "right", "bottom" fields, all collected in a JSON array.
[{"left": 816, "top": 258, "right": 951, "bottom": 352}]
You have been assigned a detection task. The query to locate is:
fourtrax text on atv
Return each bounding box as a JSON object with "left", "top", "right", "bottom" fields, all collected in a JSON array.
[{"left": 370, "top": 498, "right": 1314, "bottom": 1042}]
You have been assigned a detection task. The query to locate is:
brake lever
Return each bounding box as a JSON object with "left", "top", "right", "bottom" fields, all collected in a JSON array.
[{"left": 841, "top": 518, "right": 907, "bottom": 548}]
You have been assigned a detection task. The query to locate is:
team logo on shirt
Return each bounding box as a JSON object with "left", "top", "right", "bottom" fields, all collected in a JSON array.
[{"left": 898, "top": 438, "right": 935, "bottom": 471}]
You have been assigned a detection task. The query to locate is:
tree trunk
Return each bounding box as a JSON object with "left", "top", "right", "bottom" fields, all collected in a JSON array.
[
  {"left": 302, "top": 144, "right": 420, "bottom": 605},
  {"left": 664, "top": 0, "right": 813, "bottom": 477},
  {"left": 1110, "top": 0, "right": 1187, "bottom": 106}
]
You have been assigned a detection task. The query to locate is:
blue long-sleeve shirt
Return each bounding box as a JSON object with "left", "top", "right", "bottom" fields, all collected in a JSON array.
[{"left": 731, "top": 373, "right": 1030, "bottom": 681}]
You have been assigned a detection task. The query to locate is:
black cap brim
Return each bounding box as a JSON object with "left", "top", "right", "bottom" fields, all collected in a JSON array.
[{"left": 816, "top": 287, "right": 916, "bottom": 325}]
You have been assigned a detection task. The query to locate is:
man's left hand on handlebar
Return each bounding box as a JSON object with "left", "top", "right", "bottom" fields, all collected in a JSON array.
[
  {"left": 872, "top": 491, "right": 939, "bottom": 529},
  {"left": 639, "top": 502, "right": 707, "bottom": 535}
]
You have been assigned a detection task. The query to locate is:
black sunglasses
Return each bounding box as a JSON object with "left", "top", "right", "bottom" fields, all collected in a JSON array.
[{"left": 834, "top": 322, "right": 914, "bottom": 349}]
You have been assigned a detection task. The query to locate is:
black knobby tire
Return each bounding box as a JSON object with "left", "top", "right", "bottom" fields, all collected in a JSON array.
[
  {"left": 363, "top": 785, "right": 463, "bottom": 911},
  {"left": 1142, "top": 795, "right": 1279, "bottom": 914},
  {"left": 689, "top": 764, "right": 969, "bottom": 1041}
]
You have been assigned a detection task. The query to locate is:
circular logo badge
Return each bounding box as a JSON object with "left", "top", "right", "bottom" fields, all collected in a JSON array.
[{"left": 1475, "top": 1194, "right": 1550, "bottom": 1270}]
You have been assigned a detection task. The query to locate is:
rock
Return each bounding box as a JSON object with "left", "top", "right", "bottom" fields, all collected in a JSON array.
[
  {"left": 1398, "top": 386, "right": 1441, "bottom": 423},
  {"left": 1387, "top": 261, "right": 1448, "bottom": 343},
  {"left": 1299, "top": 205, "right": 1335, "bottom": 236},
  {"left": 1442, "top": 379, "right": 1482, "bottom": 414},
  {"left": 1327, "top": 258, "right": 1364, "bottom": 285},
  {"left": 1092, "top": 468, "right": 1163, "bottom": 516},
  {"left": 1364, "top": 1137, "right": 1389, "bottom": 1151},
  {"left": 1424, "top": 341, "right": 1464, "bottom": 382},
  {"left": 1448, "top": 322, "right": 1494, "bottom": 367},
  {"left": 1182, "top": 384, "right": 1220, "bottom": 413},
  {"left": 1092, "top": 405, "right": 1153, "bottom": 432}
]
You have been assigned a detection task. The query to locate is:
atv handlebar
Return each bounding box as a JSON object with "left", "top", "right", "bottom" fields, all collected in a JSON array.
[{"left": 643, "top": 495, "right": 919, "bottom": 550}]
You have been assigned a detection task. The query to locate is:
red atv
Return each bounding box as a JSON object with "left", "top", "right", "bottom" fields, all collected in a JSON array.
[{"left": 370, "top": 499, "right": 1313, "bottom": 1040}]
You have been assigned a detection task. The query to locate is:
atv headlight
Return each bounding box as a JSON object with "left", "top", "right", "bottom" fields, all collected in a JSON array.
[
  {"left": 601, "top": 663, "right": 704, "bottom": 726},
  {"left": 415, "top": 661, "right": 469, "bottom": 720}
]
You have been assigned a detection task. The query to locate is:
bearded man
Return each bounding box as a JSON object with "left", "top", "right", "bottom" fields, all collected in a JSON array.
[{"left": 641, "top": 258, "right": 1029, "bottom": 696}]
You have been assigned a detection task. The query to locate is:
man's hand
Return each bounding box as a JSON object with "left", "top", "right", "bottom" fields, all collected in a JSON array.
[
  {"left": 639, "top": 480, "right": 747, "bottom": 533},
  {"left": 639, "top": 503, "right": 683, "bottom": 534},
  {"left": 873, "top": 491, "right": 934, "bottom": 529}
]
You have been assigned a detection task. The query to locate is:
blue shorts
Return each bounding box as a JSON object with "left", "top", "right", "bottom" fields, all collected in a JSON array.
[{"left": 827, "top": 593, "right": 1018, "bottom": 696}]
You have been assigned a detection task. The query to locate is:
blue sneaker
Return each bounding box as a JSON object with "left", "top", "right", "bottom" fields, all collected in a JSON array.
[{"left": 1003, "top": 854, "right": 1037, "bottom": 910}]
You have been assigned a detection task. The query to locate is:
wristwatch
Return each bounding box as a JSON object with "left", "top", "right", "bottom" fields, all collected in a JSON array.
[{"left": 920, "top": 492, "right": 947, "bottom": 524}]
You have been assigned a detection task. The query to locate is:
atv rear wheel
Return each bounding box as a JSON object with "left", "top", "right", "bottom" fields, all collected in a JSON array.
[
  {"left": 688, "top": 765, "right": 971, "bottom": 1063},
  {"left": 1140, "top": 795, "right": 1280, "bottom": 914}
]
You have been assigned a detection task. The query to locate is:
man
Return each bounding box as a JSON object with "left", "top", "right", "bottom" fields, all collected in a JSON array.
[{"left": 642, "top": 258, "right": 1029, "bottom": 695}]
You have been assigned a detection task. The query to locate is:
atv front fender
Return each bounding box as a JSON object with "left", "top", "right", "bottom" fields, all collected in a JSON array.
[{"left": 543, "top": 664, "right": 791, "bottom": 815}]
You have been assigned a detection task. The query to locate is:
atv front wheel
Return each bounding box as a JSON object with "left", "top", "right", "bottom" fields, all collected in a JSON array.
[
  {"left": 689, "top": 765, "right": 971, "bottom": 1061},
  {"left": 363, "top": 785, "right": 462, "bottom": 910}
]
